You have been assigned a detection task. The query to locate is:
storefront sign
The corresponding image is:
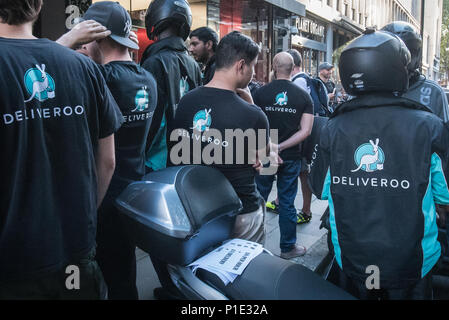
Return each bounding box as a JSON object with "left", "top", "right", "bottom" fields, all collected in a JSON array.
[{"left": 295, "top": 17, "right": 325, "bottom": 38}]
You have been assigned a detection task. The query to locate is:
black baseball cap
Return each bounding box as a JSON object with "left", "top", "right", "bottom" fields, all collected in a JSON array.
[
  {"left": 83, "top": 1, "right": 139, "bottom": 50},
  {"left": 318, "top": 62, "right": 334, "bottom": 71}
]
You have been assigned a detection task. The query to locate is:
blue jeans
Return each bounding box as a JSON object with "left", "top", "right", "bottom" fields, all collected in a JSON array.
[{"left": 256, "top": 160, "right": 302, "bottom": 253}]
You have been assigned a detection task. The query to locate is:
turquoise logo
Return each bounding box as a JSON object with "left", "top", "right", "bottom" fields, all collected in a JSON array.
[
  {"left": 133, "top": 86, "right": 149, "bottom": 112},
  {"left": 351, "top": 138, "right": 385, "bottom": 173},
  {"left": 180, "top": 76, "right": 190, "bottom": 98},
  {"left": 24, "top": 64, "right": 55, "bottom": 103},
  {"left": 191, "top": 108, "right": 212, "bottom": 132},
  {"left": 274, "top": 92, "right": 288, "bottom": 106}
]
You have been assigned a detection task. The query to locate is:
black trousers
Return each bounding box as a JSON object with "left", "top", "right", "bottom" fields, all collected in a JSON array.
[
  {"left": 335, "top": 267, "right": 433, "bottom": 300},
  {"left": 96, "top": 202, "right": 138, "bottom": 300},
  {"left": 0, "top": 248, "right": 106, "bottom": 300}
]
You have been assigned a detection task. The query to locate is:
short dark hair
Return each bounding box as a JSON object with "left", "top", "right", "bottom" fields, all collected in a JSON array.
[
  {"left": 215, "top": 31, "right": 260, "bottom": 70},
  {"left": 287, "top": 49, "right": 302, "bottom": 67},
  {"left": 190, "top": 27, "right": 218, "bottom": 52},
  {"left": 0, "top": 0, "right": 42, "bottom": 25}
]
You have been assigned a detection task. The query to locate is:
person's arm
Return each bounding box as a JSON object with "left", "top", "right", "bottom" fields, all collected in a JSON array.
[
  {"left": 278, "top": 113, "right": 314, "bottom": 152},
  {"left": 253, "top": 113, "right": 283, "bottom": 175},
  {"left": 431, "top": 122, "right": 449, "bottom": 205},
  {"left": 96, "top": 134, "right": 116, "bottom": 208},
  {"left": 328, "top": 87, "right": 336, "bottom": 101},
  {"left": 56, "top": 20, "right": 111, "bottom": 49},
  {"left": 236, "top": 87, "right": 254, "bottom": 104}
]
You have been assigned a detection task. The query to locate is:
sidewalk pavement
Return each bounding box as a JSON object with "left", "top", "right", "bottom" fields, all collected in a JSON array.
[{"left": 135, "top": 181, "right": 330, "bottom": 300}]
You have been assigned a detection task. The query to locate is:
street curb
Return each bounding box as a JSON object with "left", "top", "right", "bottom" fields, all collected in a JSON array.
[{"left": 290, "top": 232, "right": 330, "bottom": 273}]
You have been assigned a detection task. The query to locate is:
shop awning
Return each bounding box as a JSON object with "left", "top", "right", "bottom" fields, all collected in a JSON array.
[
  {"left": 291, "top": 35, "right": 327, "bottom": 52},
  {"left": 334, "top": 17, "right": 363, "bottom": 36},
  {"left": 264, "top": 0, "right": 306, "bottom": 17}
]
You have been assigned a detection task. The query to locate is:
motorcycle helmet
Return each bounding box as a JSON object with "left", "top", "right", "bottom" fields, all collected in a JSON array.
[
  {"left": 339, "top": 28, "right": 411, "bottom": 96},
  {"left": 145, "top": 0, "right": 192, "bottom": 41},
  {"left": 381, "top": 21, "right": 422, "bottom": 74}
]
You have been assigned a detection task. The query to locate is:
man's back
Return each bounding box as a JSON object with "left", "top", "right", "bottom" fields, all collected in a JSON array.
[
  {"left": 170, "top": 86, "right": 269, "bottom": 214},
  {"left": 403, "top": 75, "right": 449, "bottom": 122},
  {"left": 0, "top": 38, "right": 122, "bottom": 282},
  {"left": 254, "top": 79, "right": 313, "bottom": 160},
  {"left": 99, "top": 61, "right": 157, "bottom": 200},
  {"left": 311, "top": 94, "right": 449, "bottom": 288},
  {"left": 141, "top": 37, "right": 202, "bottom": 171}
]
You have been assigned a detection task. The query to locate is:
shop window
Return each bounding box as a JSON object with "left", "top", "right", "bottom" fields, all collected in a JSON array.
[
  {"left": 207, "top": 0, "right": 270, "bottom": 83},
  {"left": 273, "top": 6, "right": 292, "bottom": 54}
]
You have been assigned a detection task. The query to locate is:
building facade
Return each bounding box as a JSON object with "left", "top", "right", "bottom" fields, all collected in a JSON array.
[{"left": 35, "top": 0, "right": 443, "bottom": 82}]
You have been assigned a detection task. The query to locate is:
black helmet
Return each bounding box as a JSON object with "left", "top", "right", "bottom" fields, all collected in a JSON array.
[
  {"left": 339, "top": 29, "right": 411, "bottom": 96},
  {"left": 381, "top": 21, "right": 422, "bottom": 73},
  {"left": 145, "top": 0, "right": 192, "bottom": 41}
]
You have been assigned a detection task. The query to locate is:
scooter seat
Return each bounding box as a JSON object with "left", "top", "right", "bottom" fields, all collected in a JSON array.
[{"left": 197, "top": 252, "right": 355, "bottom": 300}]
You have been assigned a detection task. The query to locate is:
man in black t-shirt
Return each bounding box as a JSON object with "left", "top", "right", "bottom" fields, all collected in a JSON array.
[
  {"left": 253, "top": 52, "right": 314, "bottom": 260},
  {"left": 59, "top": 1, "right": 158, "bottom": 300},
  {"left": 0, "top": 0, "right": 122, "bottom": 299},
  {"left": 170, "top": 31, "right": 272, "bottom": 244}
]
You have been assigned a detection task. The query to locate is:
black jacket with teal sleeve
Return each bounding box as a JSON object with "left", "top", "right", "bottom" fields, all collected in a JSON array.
[
  {"left": 310, "top": 93, "right": 449, "bottom": 289},
  {"left": 141, "top": 37, "right": 202, "bottom": 171}
]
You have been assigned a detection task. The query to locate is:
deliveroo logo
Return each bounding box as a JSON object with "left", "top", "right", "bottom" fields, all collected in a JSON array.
[
  {"left": 132, "top": 86, "right": 149, "bottom": 112},
  {"left": 274, "top": 92, "right": 288, "bottom": 106},
  {"left": 180, "top": 76, "right": 190, "bottom": 98},
  {"left": 351, "top": 138, "right": 385, "bottom": 173},
  {"left": 24, "top": 64, "right": 55, "bottom": 103},
  {"left": 191, "top": 108, "right": 212, "bottom": 132}
]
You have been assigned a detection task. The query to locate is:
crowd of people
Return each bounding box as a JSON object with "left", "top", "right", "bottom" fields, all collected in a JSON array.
[{"left": 1, "top": 0, "right": 449, "bottom": 301}]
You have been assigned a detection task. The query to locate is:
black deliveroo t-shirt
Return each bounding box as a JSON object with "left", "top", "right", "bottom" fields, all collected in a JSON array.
[
  {"left": 0, "top": 38, "right": 123, "bottom": 283},
  {"left": 254, "top": 79, "right": 313, "bottom": 160},
  {"left": 98, "top": 61, "right": 157, "bottom": 204},
  {"left": 169, "top": 87, "right": 270, "bottom": 214}
]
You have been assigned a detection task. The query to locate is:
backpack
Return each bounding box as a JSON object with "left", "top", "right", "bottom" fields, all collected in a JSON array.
[{"left": 293, "top": 73, "right": 331, "bottom": 116}]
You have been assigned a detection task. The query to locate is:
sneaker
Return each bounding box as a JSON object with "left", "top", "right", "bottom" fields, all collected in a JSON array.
[
  {"left": 280, "top": 245, "right": 307, "bottom": 259},
  {"left": 297, "top": 211, "right": 312, "bottom": 224},
  {"left": 266, "top": 201, "right": 279, "bottom": 214}
]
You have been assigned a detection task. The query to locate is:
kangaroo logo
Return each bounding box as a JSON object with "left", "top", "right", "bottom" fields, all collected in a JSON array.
[
  {"left": 132, "top": 86, "right": 149, "bottom": 112},
  {"left": 351, "top": 138, "right": 385, "bottom": 173},
  {"left": 24, "top": 64, "right": 56, "bottom": 103},
  {"left": 180, "top": 76, "right": 190, "bottom": 98},
  {"left": 274, "top": 92, "right": 288, "bottom": 106},
  {"left": 191, "top": 108, "right": 212, "bottom": 132}
]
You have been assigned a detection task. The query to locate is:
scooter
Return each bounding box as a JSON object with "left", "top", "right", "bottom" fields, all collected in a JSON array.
[{"left": 115, "top": 165, "right": 355, "bottom": 300}]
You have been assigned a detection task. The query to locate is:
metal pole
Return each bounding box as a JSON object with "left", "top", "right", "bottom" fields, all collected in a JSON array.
[
  {"left": 420, "top": 0, "right": 425, "bottom": 39},
  {"left": 420, "top": 0, "right": 425, "bottom": 74}
]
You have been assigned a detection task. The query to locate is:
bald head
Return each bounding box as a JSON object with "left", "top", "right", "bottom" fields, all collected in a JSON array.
[{"left": 273, "top": 52, "right": 294, "bottom": 79}]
